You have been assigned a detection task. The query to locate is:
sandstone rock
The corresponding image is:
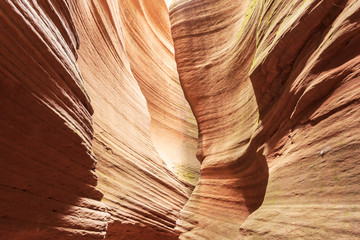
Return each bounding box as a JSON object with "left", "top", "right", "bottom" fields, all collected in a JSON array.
[
  {"left": 170, "top": 1, "right": 268, "bottom": 239},
  {"left": 2, "top": 0, "right": 360, "bottom": 239},
  {"left": 170, "top": 0, "right": 360, "bottom": 239},
  {"left": 68, "top": 0, "right": 194, "bottom": 239},
  {"left": 240, "top": 0, "right": 360, "bottom": 239},
  {"left": 0, "top": 0, "right": 109, "bottom": 239},
  {"left": 1, "top": 0, "right": 195, "bottom": 239},
  {"left": 117, "top": 0, "right": 200, "bottom": 190}
]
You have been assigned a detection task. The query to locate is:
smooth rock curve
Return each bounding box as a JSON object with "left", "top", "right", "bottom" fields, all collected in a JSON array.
[
  {"left": 170, "top": 0, "right": 360, "bottom": 239},
  {"left": 0, "top": 1, "right": 109, "bottom": 239},
  {"left": 69, "top": 0, "right": 194, "bottom": 239}
]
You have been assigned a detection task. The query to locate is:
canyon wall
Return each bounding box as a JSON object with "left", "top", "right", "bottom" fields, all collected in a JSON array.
[
  {"left": 1, "top": 0, "right": 359, "bottom": 239},
  {"left": 1, "top": 0, "right": 197, "bottom": 239},
  {"left": 240, "top": 0, "right": 360, "bottom": 239},
  {"left": 0, "top": 1, "right": 109, "bottom": 239},
  {"left": 68, "top": 0, "right": 198, "bottom": 239},
  {"left": 170, "top": 0, "right": 268, "bottom": 239},
  {"left": 170, "top": 0, "right": 360, "bottom": 239},
  {"left": 117, "top": 0, "right": 200, "bottom": 189}
]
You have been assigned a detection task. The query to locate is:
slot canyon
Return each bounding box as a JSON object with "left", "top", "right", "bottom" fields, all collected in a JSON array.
[{"left": 0, "top": 0, "right": 359, "bottom": 239}]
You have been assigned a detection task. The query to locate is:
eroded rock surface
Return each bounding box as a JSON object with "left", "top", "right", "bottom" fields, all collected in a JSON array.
[
  {"left": 240, "top": 0, "right": 360, "bottom": 239},
  {"left": 170, "top": 0, "right": 268, "bottom": 239},
  {"left": 1, "top": 0, "right": 196, "bottom": 239},
  {"left": 0, "top": 1, "right": 109, "bottom": 239},
  {"left": 117, "top": 0, "right": 200, "bottom": 190},
  {"left": 170, "top": 0, "right": 360, "bottom": 239},
  {"left": 1, "top": 0, "right": 360, "bottom": 239},
  {"left": 69, "top": 0, "right": 195, "bottom": 239}
]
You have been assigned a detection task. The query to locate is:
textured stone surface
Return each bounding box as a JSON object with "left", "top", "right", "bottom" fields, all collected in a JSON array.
[
  {"left": 68, "top": 0, "right": 193, "bottom": 239},
  {"left": 2, "top": 0, "right": 360, "bottom": 239},
  {"left": 1, "top": 0, "right": 194, "bottom": 239},
  {"left": 240, "top": 0, "right": 360, "bottom": 239},
  {"left": 170, "top": 0, "right": 360, "bottom": 239},
  {"left": 170, "top": 0, "right": 268, "bottom": 239},
  {"left": 118, "top": 0, "right": 200, "bottom": 189},
  {"left": 0, "top": 0, "right": 109, "bottom": 239}
]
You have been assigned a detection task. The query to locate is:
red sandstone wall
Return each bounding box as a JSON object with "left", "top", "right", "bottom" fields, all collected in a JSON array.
[
  {"left": 1, "top": 0, "right": 194, "bottom": 239},
  {"left": 1, "top": 0, "right": 359, "bottom": 239},
  {"left": 69, "top": 0, "right": 193, "bottom": 239},
  {"left": 0, "top": 1, "right": 109, "bottom": 239},
  {"left": 170, "top": 0, "right": 360, "bottom": 239},
  {"left": 117, "top": 0, "right": 200, "bottom": 191}
]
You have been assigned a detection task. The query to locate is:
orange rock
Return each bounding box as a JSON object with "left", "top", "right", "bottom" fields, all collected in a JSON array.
[
  {"left": 0, "top": 0, "right": 109, "bottom": 239},
  {"left": 170, "top": 0, "right": 268, "bottom": 239},
  {"left": 2, "top": 0, "right": 360, "bottom": 239},
  {"left": 240, "top": 0, "right": 360, "bottom": 239},
  {"left": 68, "top": 0, "right": 195, "bottom": 239},
  {"left": 1, "top": 0, "right": 195, "bottom": 239},
  {"left": 117, "top": 0, "right": 200, "bottom": 191},
  {"left": 170, "top": 0, "right": 360, "bottom": 239}
]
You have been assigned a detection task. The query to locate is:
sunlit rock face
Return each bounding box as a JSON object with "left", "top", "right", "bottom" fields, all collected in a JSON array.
[
  {"left": 240, "top": 0, "right": 360, "bottom": 239},
  {"left": 2, "top": 0, "right": 360, "bottom": 239},
  {"left": 117, "top": 0, "right": 200, "bottom": 190},
  {"left": 69, "top": 0, "right": 197, "bottom": 239},
  {"left": 1, "top": 0, "right": 196, "bottom": 239},
  {"left": 170, "top": 0, "right": 360, "bottom": 239},
  {"left": 169, "top": 1, "right": 268, "bottom": 239}
]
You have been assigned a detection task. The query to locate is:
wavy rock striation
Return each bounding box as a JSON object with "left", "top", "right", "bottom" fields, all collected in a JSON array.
[
  {"left": 2, "top": 0, "right": 360, "bottom": 239},
  {"left": 170, "top": 0, "right": 360, "bottom": 239},
  {"left": 0, "top": 1, "right": 109, "bottom": 239},
  {"left": 117, "top": 0, "right": 200, "bottom": 190},
  {"left": 240, "top": 0, "right": 360, "bottom": 239},
  {"left": 68, "top": 0, "right": 195, "bottom": 239},
  {"left": 1, "top": 0, "right": 196, "bottom": 239},
  {"left": 170, "top": 0, "right": 268, "bottom": 239}
]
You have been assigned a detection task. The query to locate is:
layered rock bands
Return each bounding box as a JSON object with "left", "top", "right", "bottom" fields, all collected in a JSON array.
[
  {"left": 170, "top": 0, "right": 360, "bottom": 239},
  {"left": 1, "top": 0, "right": 360, "bottom": 240},
  {"left": 1, "top": 0, "right": 197, "bottom": 239}
]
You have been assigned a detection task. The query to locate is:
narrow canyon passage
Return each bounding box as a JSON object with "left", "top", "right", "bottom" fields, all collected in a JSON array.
[
  {"left": 68, "top": 0, "right": 199, "bottom": 239},
  {"left": 1, "top": 0, "right": 360, "bottom": 240}
]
